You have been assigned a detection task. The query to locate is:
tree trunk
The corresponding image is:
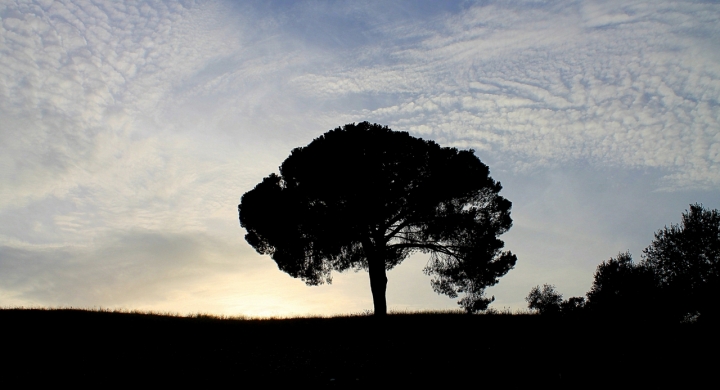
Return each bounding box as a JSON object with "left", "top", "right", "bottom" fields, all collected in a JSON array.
[
  {"left": 369, "top": 257, "right": 388, "bottom": 316},
  {"left": 365, "top": 240, "right": 388, "bottom": 316}
]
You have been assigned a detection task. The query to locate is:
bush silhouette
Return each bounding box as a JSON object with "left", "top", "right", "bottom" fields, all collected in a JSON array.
[
  {"left": 526, "top": 284, "right": 563, "bottom": 315},
  {"left": 642, "top": 204, "right": 720, "bottom": 322},
  {"left": 585, "top": 251, "right": 658, "bottom": 318},
  {"left": 560, "top": 296, "right": 586, "bottom": 315},
  {"left": 239, "top": 122, "right": 517, "bottom": 315},
  {"left": 580, "top": 204, "right": 719, "bottom": 322}
]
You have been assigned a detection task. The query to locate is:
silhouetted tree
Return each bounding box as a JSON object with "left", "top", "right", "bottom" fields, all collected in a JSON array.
[
  {"left": 642, "top": 204, "right": 720, "bottom": 322},
  {"left": 561, "top": 296, "right": 586, "bottom": 315},
  {"left": 585, "top": 251, "right": 658, "bottom": 318},
  {"left": 526, "top": 284, "right": 585, "bottom": 316},
  {"left": 239, "top": 122, "right": 517, "bottom": 315},
  {"left": 526, "top": 284, "right": 563, "bottom": 315}
]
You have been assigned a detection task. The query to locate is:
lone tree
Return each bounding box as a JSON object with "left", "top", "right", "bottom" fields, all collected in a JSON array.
[{"left": 239, "top": 122, "right": 517, "bottom": 315}]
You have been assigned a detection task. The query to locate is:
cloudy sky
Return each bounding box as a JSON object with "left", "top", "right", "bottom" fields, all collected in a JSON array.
[{"left": 1, "top": 0, "right": 718, "bottom": 317}]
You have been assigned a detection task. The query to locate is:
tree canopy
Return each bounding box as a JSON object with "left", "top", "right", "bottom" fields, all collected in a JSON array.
[
  {"left": 534, "top": 204, "right": 719, "bottom": 322},
  {"left": 525, "top": 284, "right": 563, "bottom": 315},
  {"left": 642, "top": 204, "right": 720, "bottom": 321},
  {"left": 239, "top": 122, "right": 517, "bottom": 315},
  {"left": 525, "top": 284, "right": 586, "bottom": 316},
  {"left": 584, "top": 251, "right": 658, "bottom": 318}
]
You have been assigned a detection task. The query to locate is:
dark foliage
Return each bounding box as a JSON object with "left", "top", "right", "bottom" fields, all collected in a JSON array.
[
  {"left": 526, "top": 284, "right": 563, "bottom": 315},
  {"left": 526, "top": 284, "right": 585, "bottom": 316},
  {"left": 239, "top": 122, "right": 516, "bottom": 314},
  {"left": 585, "top": 251, "right": 659, "bottom": 318},
  {"left": 579, "top": 204, "right": 719, "bottom": 323},
  {"left": 560, "top": 296, "right": 586, "bottom": 314},
  {"left": 642, "top": 204, "right": 720, "bottom": 322}
]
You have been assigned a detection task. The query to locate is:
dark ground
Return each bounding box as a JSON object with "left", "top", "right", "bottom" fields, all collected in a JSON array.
[{"left": 2, "top": 309, "right": 716, "bottom": 387}]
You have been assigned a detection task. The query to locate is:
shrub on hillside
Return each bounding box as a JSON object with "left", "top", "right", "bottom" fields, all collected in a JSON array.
[
  {"left": 526, "top": 284, "right": 563, "bottom": 315},
  {"left": 526, "top": 284, "right": 586, "bottom": 316}
]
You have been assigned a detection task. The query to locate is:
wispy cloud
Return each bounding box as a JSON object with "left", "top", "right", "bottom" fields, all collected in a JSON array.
[
  {"left": 289, "top": 0, "right": 720, "bottom": 188},
  {"left": 0, "top": 0, "right": 253, "bottom": 238}
]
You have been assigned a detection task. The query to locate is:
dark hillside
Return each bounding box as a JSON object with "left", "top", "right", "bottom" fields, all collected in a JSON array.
[{"left": 2, "top": 309, "right": 716, "bottom": 387}]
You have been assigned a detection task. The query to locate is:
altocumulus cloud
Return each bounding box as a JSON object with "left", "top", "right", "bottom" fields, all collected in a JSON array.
[
  {"left": 0, "top": 0, "right": 259, "bottom": 310},
  {"left": 292, "top": 0, "right": 720, "bottom": 189},
  {"left": 0, "top": 0, "right": 238, "bottom": 211},
  {"left": 0, "top": 0, "right": 718, "bottom": 315}
]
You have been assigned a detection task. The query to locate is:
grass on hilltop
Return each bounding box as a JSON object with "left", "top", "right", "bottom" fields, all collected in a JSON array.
[
  {"left": 1, "top": 306, "right": 714, "bottom": 386},
  {"left": 0, "top": 304, "right": 530, "bottom": 320}
]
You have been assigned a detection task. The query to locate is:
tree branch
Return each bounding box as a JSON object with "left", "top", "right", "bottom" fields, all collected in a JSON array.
[
  {"left": 385, "top": 218, "right": 413, "bottom": 240},
  {"left": 388, "top": 241, "right": 459, "bottom": 257}
]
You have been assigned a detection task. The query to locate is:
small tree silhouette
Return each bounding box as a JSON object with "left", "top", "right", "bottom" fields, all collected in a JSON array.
[{"left": 526, "top": 284, "right": 563, "bottom": 315}]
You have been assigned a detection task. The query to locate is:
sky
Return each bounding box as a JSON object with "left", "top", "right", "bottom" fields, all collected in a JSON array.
[{"left": 1, "top": 0, "right": 718, "bottom": 317}]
